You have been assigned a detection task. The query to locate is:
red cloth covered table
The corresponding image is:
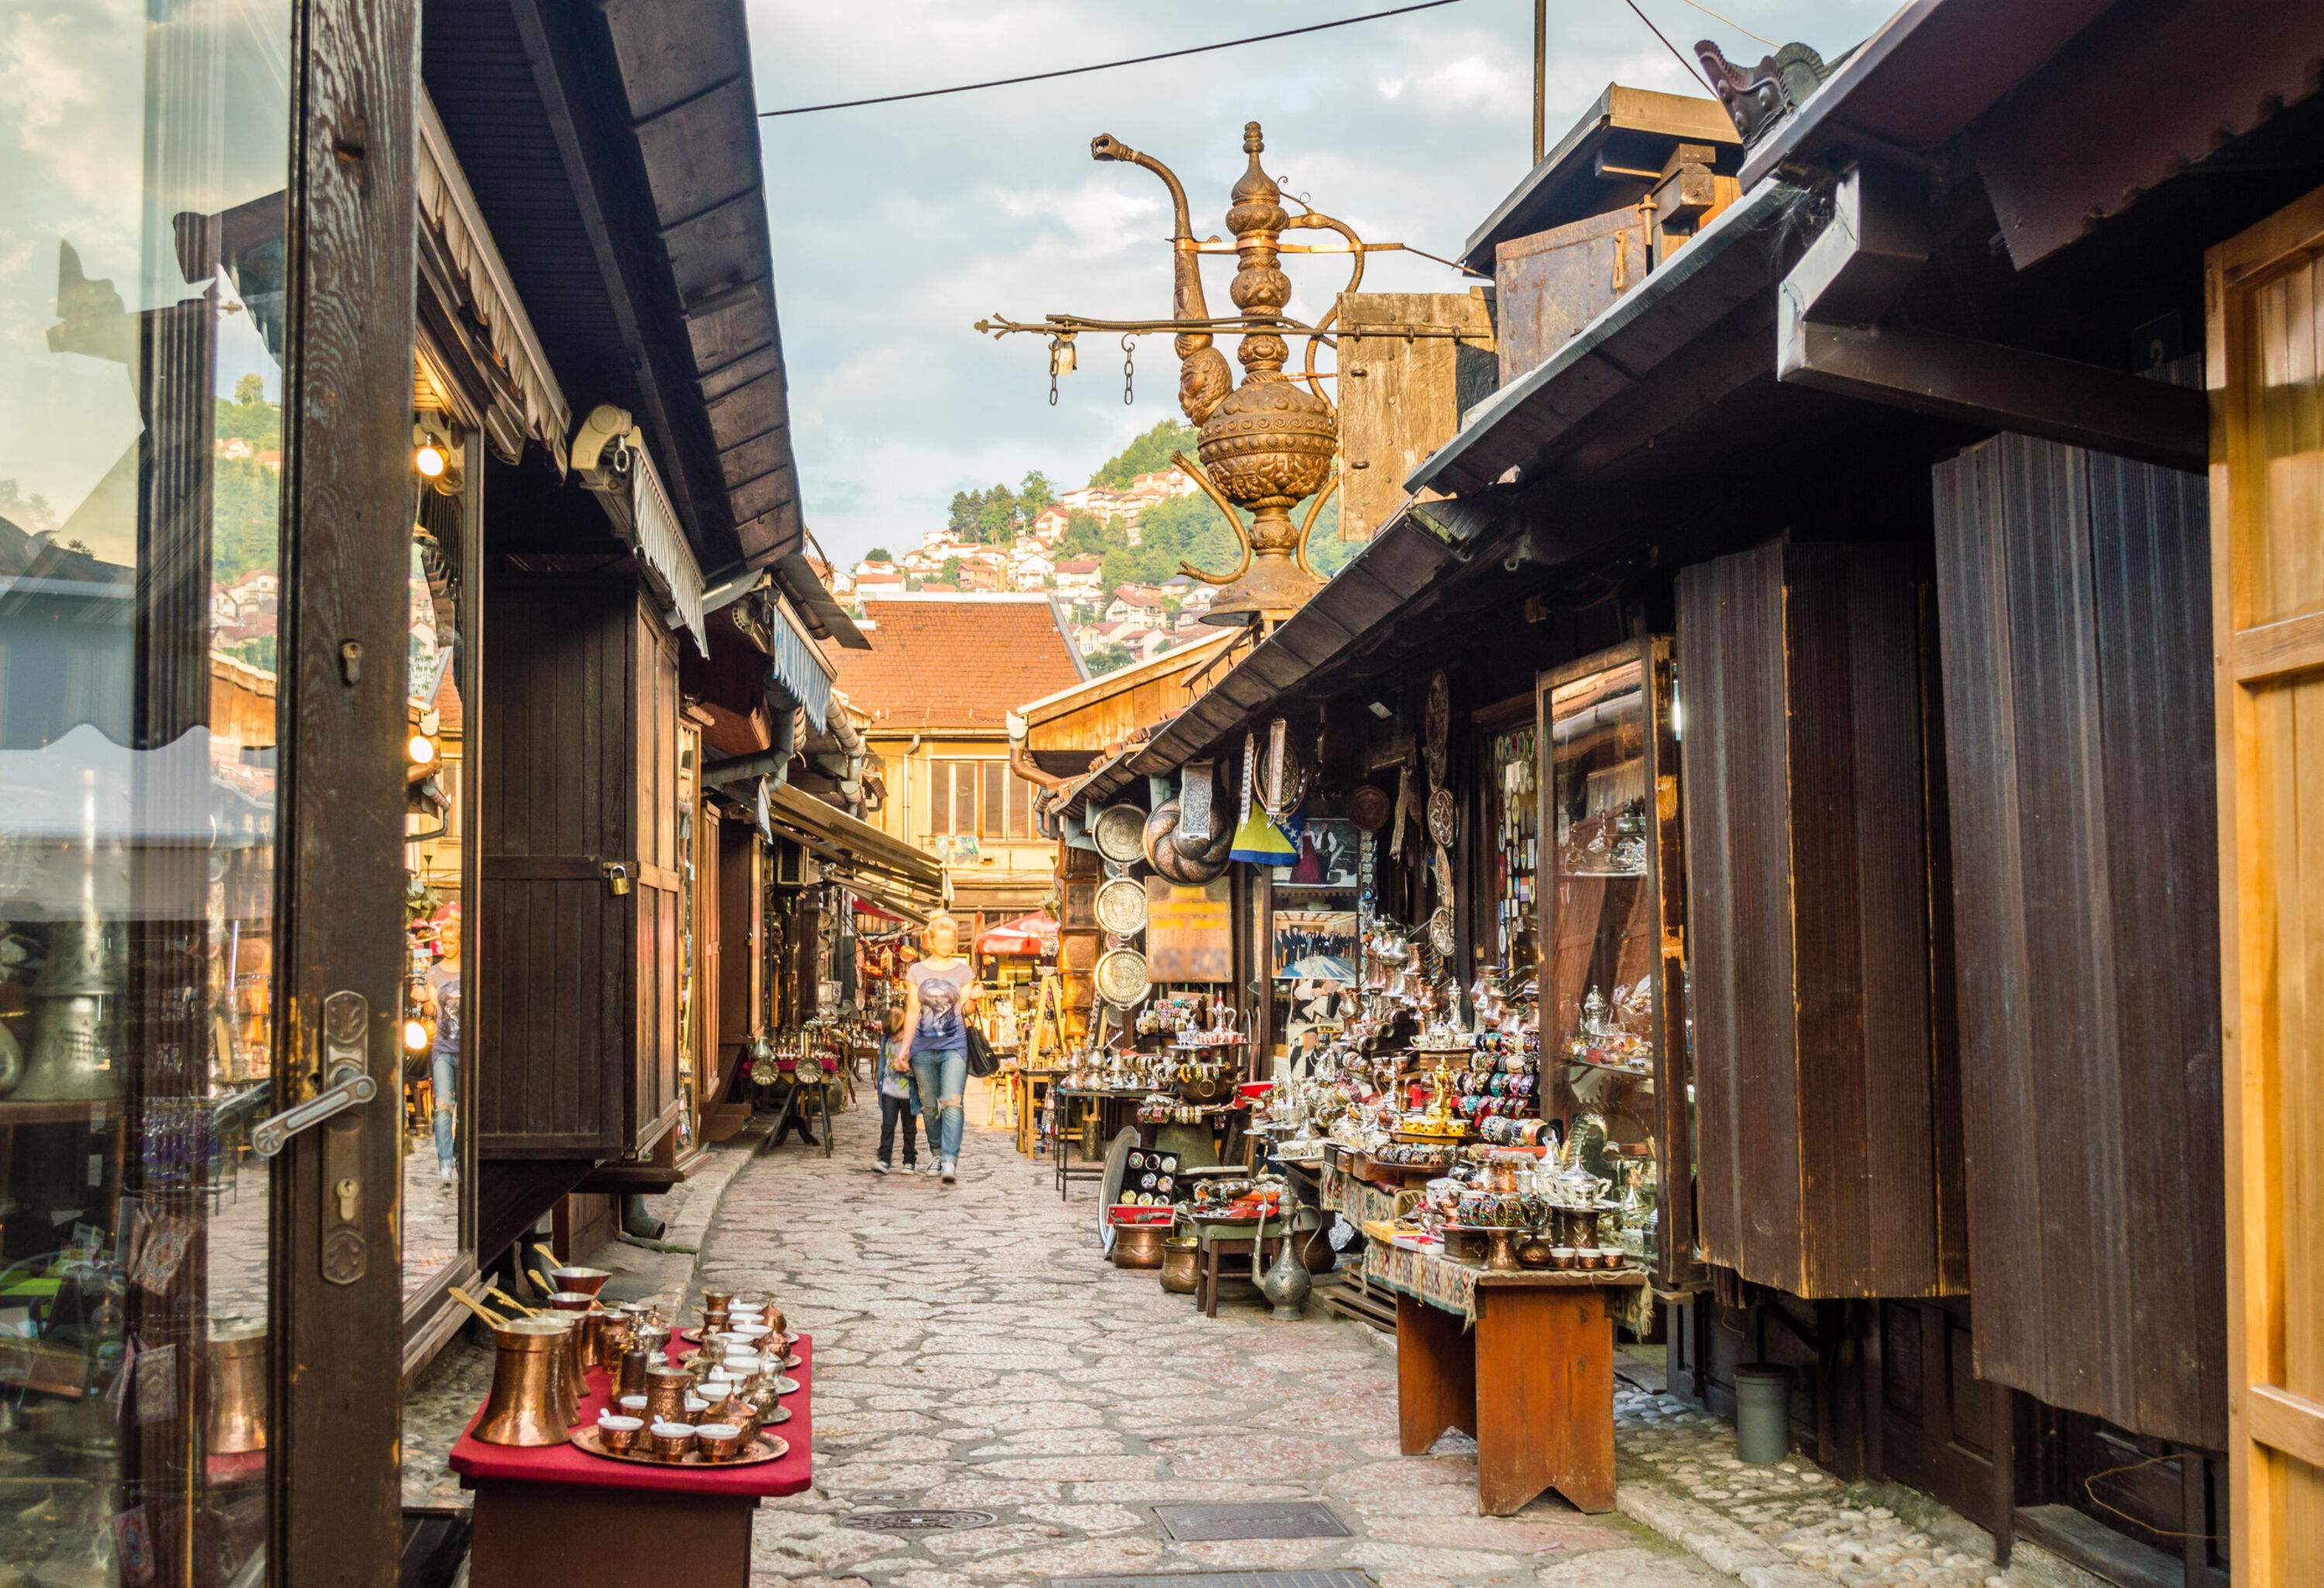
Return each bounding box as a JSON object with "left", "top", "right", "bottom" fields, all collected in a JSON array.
[{"left": 450, "top": 1333, "right": 813, "bottom": 1586}]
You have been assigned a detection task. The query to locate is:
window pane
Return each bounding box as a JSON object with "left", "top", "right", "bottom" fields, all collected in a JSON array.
[
  {"left": 981, "top": 761, "right": 1006, "bottom": 837},
  {"left": 1010, "top": 772, "right": 1036, "bottom": 838},
  {"left": 929, "top": 762, "right": 950, "bottom": 834},
  {"left": 952, "top": 762, "right": 975, "bottom": 836}
]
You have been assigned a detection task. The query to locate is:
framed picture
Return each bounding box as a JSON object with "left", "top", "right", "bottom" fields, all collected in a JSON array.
[
  {"left": 1280, "top": 818, "right": 1358, "bottom": 889},
  {"left": 1271, "top": 908, "right": 1358, "bottom": 982}
]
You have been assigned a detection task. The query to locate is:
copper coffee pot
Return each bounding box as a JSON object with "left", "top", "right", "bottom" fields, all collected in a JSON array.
[
  {"left": 473, "top": 1318, "right": 573, "bottom": 1447},
  {"left": 202, "top": 1324, "right": 267, "bottom": 1456},
  {"left": 545, "top": 1291, "right": 596, "bottom": 1370}
]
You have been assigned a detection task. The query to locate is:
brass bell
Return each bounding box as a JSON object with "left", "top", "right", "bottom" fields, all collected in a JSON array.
[
  {"left": 13, "top": 919, "right": 122, "bottom": 1102},
  {"left": 473, "top": 1318, "right": 572, "bottom": 1447},
  {"left": 203, "top": 1324, "right": 268, "bottom": 1456}
]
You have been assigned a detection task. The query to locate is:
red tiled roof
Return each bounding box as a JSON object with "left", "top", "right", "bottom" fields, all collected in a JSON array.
[{"left": 824, "top": 596, "right": 1083, "bottom": 730}]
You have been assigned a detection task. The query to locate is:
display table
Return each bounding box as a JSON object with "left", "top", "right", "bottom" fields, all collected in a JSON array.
[
  {"left": 450, "top": 1335, "right": 814, "bottom": 1587},
  {"left": 1363, "top": 1224, "right": 1643, "bottom": 1515}
]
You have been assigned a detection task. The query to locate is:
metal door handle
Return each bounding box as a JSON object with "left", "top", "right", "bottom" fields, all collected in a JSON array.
[
  {"left": 252, "top": 989, "right": 376, "bottom": 1157},
  {"left": 252, "top": 1063, "right": 376, "bottom": 1157}
]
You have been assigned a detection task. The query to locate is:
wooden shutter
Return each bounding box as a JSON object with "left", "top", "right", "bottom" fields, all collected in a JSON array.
[{"left": 2208, "top": 183, "right": 2324, "bottom": 1585}]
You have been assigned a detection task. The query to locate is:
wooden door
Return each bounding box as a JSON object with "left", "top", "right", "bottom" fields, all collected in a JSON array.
[{"left": 2208, "top": 182, "right": 2324, "bottom": 1584}]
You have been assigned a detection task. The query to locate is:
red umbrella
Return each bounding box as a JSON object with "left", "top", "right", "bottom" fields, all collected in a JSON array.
[{"left": 975, "top": 913, "right": 1057, "bottom": 957}]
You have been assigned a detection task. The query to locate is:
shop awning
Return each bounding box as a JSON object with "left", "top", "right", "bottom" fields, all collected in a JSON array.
[
  {"left": 767, "top": 596, "right": 834, "bottom": 733},
  {"left": 975, "top": 913, "right": 1057, "bottom": 957},
  {"left": 572, "top": 405, "right": 710, "bottom": 654},
  {"left": 414, "top": 91, "right": 571, "bottom": 467},
  {"left": 764, "top": 782, "right": 943, "bottom": 909}
]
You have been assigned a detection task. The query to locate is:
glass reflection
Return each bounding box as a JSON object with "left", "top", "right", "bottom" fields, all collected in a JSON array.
[
  {"left": 0, "top": 0, "right": 290, "bottom": 1580},
  {"left": 403, "top": 500, "right": 463, "bottom": 1298}
]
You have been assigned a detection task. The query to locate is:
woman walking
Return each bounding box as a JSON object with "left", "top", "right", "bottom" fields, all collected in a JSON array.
[{"left": 901, "top": 913, "right": 978, "bottom": 1183}]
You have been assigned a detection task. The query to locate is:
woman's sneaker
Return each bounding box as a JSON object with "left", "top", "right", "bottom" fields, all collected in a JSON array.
[
  {"left": 872, "top": 1160, "right": 890, "bottom": 1175},
  {"left": 940, "top": 1160, "right": 957, "bottom": 1184}
]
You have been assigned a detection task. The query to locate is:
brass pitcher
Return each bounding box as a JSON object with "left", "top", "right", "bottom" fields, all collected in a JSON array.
[
  {"left": 474, "top": 1318, "right": 572, "bottom": 1447},
  {"left": 203, "top": 1324, "right": 267, "bottom": 1456}
]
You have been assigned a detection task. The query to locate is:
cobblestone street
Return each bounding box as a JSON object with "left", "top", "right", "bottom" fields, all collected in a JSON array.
[
  {"left": 706, "top": 1084, "right": 1714, "bottom": 1588},
  {"left": 402, "top": 1083, "right": 2094, "bottom": 1588}
]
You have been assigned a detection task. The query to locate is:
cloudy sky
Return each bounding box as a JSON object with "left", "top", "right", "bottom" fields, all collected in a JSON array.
[{"left": 744, "top": 0, "right": 1888, "bottom": 568}]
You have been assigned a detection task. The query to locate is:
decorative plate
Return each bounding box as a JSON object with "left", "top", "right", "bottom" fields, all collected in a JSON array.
[
  {"left": 1428, "top": 906, "right": 1457, "bottom": 955},
  {"left": 1425, "top": 673, "right": 1451, "bottom": 752},
  {"left": 1426, "top": 787, "right": 1458, "bottom": 848},
  {"left": 1095, "top": 877, "right": 1149, "bottom": 937},
  {"left": 1347, "top": 783, "right": 1391, "bottom": 833},
  {"left": 1091, "top": 803, "right": 1150, "bottom": 864},
  {"left": 1093, "top": 947, "right": 1151, "bottom": 1008}
]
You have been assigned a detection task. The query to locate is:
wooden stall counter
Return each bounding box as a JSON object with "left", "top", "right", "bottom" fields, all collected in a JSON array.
[
  {"left": 1363, "top": 1224, "right": 1645, "bottom": 1516},
  {"left": 450, "top": 1336, "right": 814, "bottom": 1588}
]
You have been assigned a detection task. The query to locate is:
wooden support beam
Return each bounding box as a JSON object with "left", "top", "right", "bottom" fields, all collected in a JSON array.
[{"left": 1780, "top": 320, "right": 2207, "bottom": 473}]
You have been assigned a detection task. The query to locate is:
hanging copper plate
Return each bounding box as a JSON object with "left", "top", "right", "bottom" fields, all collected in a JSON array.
[
  {"left": 1093, "top": 947, "right": 1151, "bottom": 1008},
  {"left": 1429, "top": 906, "right": 1457, "bottom": 955},
  {"left": 1347, "top": 783, "right": 1391, "bottom": 833},
  {"left": 1095, "top": 877, "right": 1149, "bottom": 937},
  {"left": 1092, "top": 803, "right": 1149, "bottom": 864},
  {"left": 1426, "top": 787, "right": 1458, "bottom": 847}
]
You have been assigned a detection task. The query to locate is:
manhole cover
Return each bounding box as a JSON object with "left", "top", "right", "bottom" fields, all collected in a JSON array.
[
  {"left": 1152, "top": 1503, "right": 1353, "bottom": 1542},
  {"left": 839, "top": 1508, "right": 998, "bottom": 1534},
  {"left": 1047, "top": 1574, "right": 1374, "bottom": 1588}
]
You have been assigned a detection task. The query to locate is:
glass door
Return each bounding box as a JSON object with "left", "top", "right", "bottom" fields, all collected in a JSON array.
[
  {"left": 0, "top": 5, "right": 294, "bottom": 1580},
  {"left": 1536, "top": 638, "right": 1696, "bottom": 1289},
  {"left": 2, "top": 1, "right": 415, "bottom": 1580}
]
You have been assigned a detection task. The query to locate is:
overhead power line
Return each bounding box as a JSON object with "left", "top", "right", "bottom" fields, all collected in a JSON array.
[
  {"left": 759, "top": 0, "right": 1473, "bottom": 116},
  {"left": 1621, "top": 0, "right": 1717, "bottom": 95}
]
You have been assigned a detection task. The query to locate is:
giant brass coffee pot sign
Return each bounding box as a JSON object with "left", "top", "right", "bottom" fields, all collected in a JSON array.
[{"left": 982, "top": 122, "right": 1390, "bottom": 626}]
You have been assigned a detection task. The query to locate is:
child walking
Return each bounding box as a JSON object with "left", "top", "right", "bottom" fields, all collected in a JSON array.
[{"left": 873, "top": 1007, "right": 924, "bottom": 1174}]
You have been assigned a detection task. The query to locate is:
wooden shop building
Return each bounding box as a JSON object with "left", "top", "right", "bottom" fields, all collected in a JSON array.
[{"left": 1034, "top": 4, "right": 2324, "bottom": 1583}]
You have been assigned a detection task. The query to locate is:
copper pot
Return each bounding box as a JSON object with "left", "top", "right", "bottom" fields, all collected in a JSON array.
[
  {"left": 644, "top": 1363, "right": 693, "bottom": 1424},
  {"left": 475, "top": 1318, "right": 574, "bottom": 1447},
  {"left": 549, "top": 1266, "right": 611, "bottom": 1299},
  {"left": 203, "top": 1324, "right": 267, "bottom": 1456},
  {"left": 1113, "top": 1225, "right": 1165, "bottom": 1269},
  {"left": 1159, "top": 1237, "right": 1198, "bottom": 1295}
]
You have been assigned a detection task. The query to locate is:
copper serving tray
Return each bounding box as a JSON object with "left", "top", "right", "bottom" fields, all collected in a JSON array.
[{"left": 572, "top": 1425, "right": 790, "bottom": 1469}]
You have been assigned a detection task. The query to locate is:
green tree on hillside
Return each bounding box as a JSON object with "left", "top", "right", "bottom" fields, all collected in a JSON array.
[
  {"left": 1059, "top": 510, "right": 1109, "bottom": 555},
  {"left": 1019, "top": 470, "right": 1057, "bottom": 514},
  {"left": 1091, "top": 418, "right": 1198, "bottom": 489},
  {"left": 1084, "top": 641, "right": 1135, "bottom": 676},
  {"left": 940, "top": 555, "right": 962, "bottom": 584},
  {"left": 865, "top": 545, "right": 892, "bottom": 562}
]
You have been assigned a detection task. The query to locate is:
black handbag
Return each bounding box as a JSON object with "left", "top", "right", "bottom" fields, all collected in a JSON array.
[{"left": 964, "top": 1023, "right": 999, "bottom": 1078}]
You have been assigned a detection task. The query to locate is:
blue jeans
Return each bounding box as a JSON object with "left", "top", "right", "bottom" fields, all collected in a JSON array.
[
  {"left": 910, "top": 1048, "right": 967, "bottom": 1162},
  {"left": 431, "top": 1048, "right": 457, "bottom": 1169}
]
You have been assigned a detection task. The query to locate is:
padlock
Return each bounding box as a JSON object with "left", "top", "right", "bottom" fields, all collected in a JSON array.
[{"left": 600, "top": 861, "right": 632, "bottom": 897}]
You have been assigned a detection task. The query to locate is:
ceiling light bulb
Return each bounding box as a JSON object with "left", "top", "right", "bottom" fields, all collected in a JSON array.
[
  {"left": 414, "top": 442, "right": 447, "bottom": 479},
  {"left": 408, "top": 733, "right": 436, "bottom": 765},
  {"left": 402, "top": 1019, "right": 429, "bottom": 1053}
]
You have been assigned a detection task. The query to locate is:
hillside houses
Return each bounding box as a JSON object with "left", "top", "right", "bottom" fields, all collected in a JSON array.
[{"left": 840, "top": 449, "right": 1210, "bottom": 674}]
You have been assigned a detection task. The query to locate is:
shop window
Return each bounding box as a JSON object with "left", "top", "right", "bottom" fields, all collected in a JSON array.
[{"left": 932, "top": 758, "right": 1040, "bottom": 840}]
